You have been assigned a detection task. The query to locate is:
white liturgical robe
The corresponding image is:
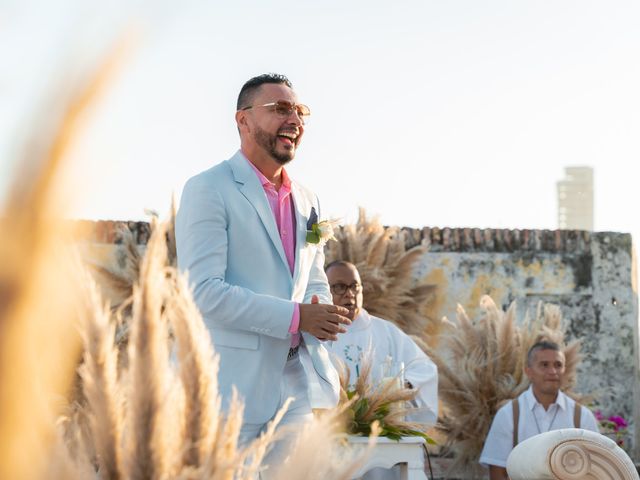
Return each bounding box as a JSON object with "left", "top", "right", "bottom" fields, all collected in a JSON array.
[{"left": 326, "top": 308, "right": 438, "bottom": 425}]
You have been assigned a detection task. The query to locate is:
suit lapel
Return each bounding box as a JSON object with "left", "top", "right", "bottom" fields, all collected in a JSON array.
[
  {"left": 291, "top": 183, "right": 310, "bottom": 287},
  {"left": 228, "top": 152, "right": 290, "bottom": 275}
]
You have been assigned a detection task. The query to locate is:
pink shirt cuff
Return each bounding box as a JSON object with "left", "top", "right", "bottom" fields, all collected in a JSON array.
[{"left": 289, "top": 303, "right": 300, "bottom": 334}]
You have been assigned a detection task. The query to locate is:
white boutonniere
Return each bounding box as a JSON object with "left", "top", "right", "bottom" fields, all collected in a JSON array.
[{"left": 306, "top": 219, "right": 339, "bottom": 246}]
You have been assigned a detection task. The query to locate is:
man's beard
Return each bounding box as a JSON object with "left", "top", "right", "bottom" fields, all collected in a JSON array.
[{"left": 253, "top": 125, "right": 295, "bottom": 165}]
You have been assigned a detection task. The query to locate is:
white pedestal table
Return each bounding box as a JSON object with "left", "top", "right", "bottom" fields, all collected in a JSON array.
[{"left": 347, "top": 436, "right": 428, "bottom": 480}]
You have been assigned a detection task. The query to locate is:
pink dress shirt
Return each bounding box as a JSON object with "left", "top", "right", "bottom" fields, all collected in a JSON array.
[{"left": 246, "top": 158, "right": 301, "bottom": 347}]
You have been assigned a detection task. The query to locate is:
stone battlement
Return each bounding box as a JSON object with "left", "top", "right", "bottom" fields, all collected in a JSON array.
[{"left": 77, "top": 219, "right": 639, "bottom": 460}]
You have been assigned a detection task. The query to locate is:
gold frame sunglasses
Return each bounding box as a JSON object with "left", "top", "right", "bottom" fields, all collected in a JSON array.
[{"left": 241, "top": 100, "right": 311, "bottom": 122}]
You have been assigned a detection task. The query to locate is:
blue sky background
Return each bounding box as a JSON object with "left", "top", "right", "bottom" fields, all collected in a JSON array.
[{"left": 2, "top": 0, "right": 639, "bottom": 238}]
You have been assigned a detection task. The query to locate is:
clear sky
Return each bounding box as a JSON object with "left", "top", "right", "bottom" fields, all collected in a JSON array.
[{"left": 2, "top": 0, "right": 639, "bottom": 239}]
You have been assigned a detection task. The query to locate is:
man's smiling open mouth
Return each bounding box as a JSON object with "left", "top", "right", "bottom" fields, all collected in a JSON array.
[{"left": 277, "top": 130, "right": 298, "bottom": 147}]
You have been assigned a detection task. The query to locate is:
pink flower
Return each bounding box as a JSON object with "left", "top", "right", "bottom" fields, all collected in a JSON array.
[
  {"left": 608, "top": 415, "right": 628, "bottom": 430},
  {"left": 594, "top": 410, "right": 604, "bottom": 421}
]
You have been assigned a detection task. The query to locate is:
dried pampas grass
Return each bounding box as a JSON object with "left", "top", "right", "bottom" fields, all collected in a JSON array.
[
  {"left": 0, "top": 31, "right": 130, "bottom": 480},
  {"left": 74, "top": 221, "right": 275, "bottom": 480},
  {"left": 74, "top": 219, "right": 374, "bottom": 480},
  {"left": 270, "top": 407, "right": 379, "bottom": 480},
  {"left": 336, "top": 356, "right": 434, "bottom": 444},
  {"left": 325, "top": 208, "right": 446, "bottom": 343},
  {"left": 89, "top": 199, "right": 178, "bottom": 315},
  {"left": 77, "top": 277, "right": 123, "bottom": 478},
  {"left": 122, "top": 223, "right": 178, "bottom": 479},
  {"left": 63, "top": 213, "right": 375, "bottom": 480},
  {"left": 419, "top": 295, "right": 582, "bottom": 477},
  {"left": 0, "top": 26, "right": 371, "bottom": 480}
]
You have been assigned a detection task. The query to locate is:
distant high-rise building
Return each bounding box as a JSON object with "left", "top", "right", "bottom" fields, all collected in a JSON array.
[{"left": 557, "top": 166, "right": 594, "bottom": 230}]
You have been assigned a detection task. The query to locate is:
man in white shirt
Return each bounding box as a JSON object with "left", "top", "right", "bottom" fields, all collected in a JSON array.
[
  {"left": 479, "top": 340, "right": 599, "bottom": 479},
  {"left": 324, "top": 260, "right": 438, "bottom": 425}
]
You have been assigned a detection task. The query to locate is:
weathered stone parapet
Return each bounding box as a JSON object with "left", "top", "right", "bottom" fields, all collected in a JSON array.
[
  {"left": 404, "top": 228, "right": 637, "bottom": 458},
  {"left": 80, "top": 220, "right": 597, "bottom": 254},
  {"left": 404, "top": 226, "right": 592, "bottom": 253},
  {"left": 79, "top": 220, "right": 639, "bottom": 458}
]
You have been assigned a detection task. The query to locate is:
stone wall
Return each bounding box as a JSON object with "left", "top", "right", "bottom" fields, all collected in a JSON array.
[
  {"left": 402, "top": 227, "right": 639, "bottom": 458},
  {"left": 80, "top": 222, "right": 639, "bottom": 457}
]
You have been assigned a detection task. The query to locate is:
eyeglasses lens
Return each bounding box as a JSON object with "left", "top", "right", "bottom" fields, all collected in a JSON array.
[
  {"left": 331, "top": 283, "right": 362, "bottom": 295},
  {"left": 274, "top": 102, "right": 293, "bottom": 116},
  {"left": 274, "top": 102, "right": 310, "bottom": 119}
]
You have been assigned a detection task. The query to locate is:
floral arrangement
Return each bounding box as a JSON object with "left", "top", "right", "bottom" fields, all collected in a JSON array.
[
  {"left": 337, "top": 357, "right": 435, "bottom": 444},
  {"left": 595, "top": 410, "right": 630, "bottom": 450}
]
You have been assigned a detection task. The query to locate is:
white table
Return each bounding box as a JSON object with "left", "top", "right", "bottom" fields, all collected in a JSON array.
[{"left": 348, "top": 436, "right": 428, "bottom": 480}]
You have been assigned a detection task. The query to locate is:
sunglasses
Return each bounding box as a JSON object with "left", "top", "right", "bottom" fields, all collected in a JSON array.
[{"left": 241, "top": 100, "right": 311, "bottom": 122}]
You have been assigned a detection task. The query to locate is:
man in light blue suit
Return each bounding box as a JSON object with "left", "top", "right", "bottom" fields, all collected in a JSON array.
[{"left": 175, "top": 74, "right": 351, "bottom": 471}]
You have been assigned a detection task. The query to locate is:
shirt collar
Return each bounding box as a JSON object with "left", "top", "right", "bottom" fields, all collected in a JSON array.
[
  {"left": 244, "top": 156, "right": 291, "bottom": 192},
  {"left": 524, "top": 385, "right": 568, "bottom": 411}
]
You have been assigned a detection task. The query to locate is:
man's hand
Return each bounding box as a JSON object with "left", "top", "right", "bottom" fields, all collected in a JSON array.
[
  {"left": 489, "top": 465, "right": 509, "bottom": 480},
  {"left": 299, "top": 295, "right": 351, "bottom": 341}
]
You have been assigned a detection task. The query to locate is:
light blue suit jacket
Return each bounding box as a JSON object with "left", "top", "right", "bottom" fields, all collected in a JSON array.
[{"left": 175, "top": 151, "right": 340, "bottom": 424}]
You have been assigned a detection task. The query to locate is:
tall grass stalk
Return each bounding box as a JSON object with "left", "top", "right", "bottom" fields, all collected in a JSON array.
[{"left": 0, "top": 32, "right": 130, "bottom": 480}]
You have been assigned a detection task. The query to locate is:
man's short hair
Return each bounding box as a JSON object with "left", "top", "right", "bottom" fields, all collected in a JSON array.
[
  {"left": 325, "top": 260, "right": 356, "bottom": 273},
  {"left": 526, "top": 340, "right": 561, "bottom": 366},
  {"left": 237, "top": 73, "right": 292, "bottom": 110}
]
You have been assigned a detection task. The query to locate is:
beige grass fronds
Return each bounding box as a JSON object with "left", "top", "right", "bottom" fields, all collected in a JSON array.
[
  {"left": 325, "top": 207, "right": 446, "bottom": 343},
  {"left": 422, "top": 295, "right": 583, "bottom": 477}
]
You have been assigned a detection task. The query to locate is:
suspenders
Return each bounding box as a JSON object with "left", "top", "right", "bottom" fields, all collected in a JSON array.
[
  {"left": 511, "top": 397, "right": 582, "bottom": 447},
  {"left": 512, "top": 399, "right": 520, "bottom": 448}
]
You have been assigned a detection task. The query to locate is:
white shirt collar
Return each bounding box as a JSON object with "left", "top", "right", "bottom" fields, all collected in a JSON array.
[{"left": 523, "top": 385, "right": 568, "bottom": 411}]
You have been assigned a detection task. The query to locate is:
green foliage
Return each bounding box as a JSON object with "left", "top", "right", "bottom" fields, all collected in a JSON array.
[
  {"left": 306, "top": 228, "right": 320, "bottom": 244},
  {"left": 345, "top": 390, "right": 436, "bottom": 444}
]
